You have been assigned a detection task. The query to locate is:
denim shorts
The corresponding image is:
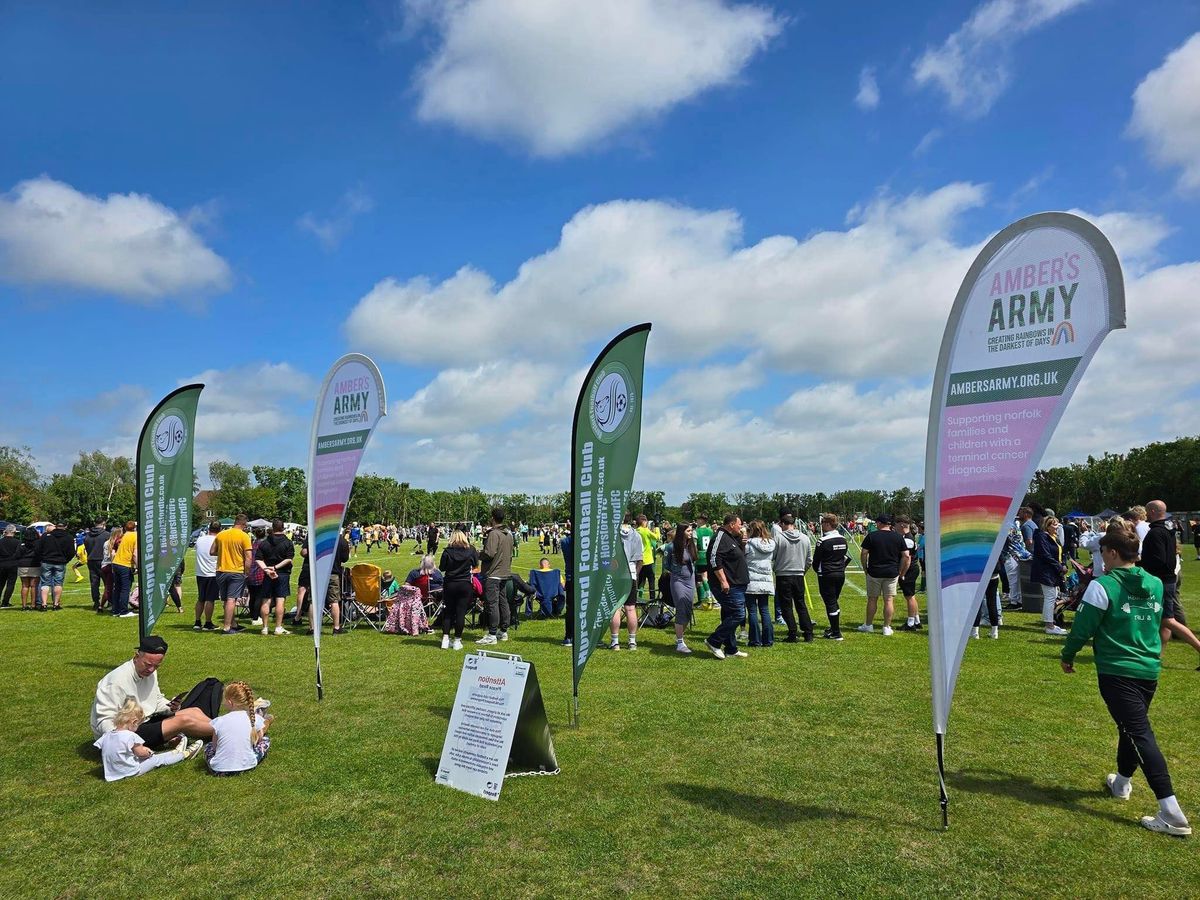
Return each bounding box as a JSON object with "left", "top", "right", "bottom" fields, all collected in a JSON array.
[{"left": 39, "top": 563, "right": 66, "bottom": 589}]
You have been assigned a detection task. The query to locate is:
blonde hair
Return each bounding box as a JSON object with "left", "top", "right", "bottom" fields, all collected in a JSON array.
[
  {"left": 1042, "top": 516, "right": 1060, "bottom": 534},
  {"left": 449, "top": 530, "right": 470, "bottom": 548},
  {"left": 113, "top": 697, "right": 144, "bottom": 732},
  {"left": 108, "top": 527, "right": 124, "bottom": 551},
  {"left": 223, "top": 681, "right": 260, "bottom": 745},
  {"left": 748, "top": 520, "right": 771, "bottom": 540}
]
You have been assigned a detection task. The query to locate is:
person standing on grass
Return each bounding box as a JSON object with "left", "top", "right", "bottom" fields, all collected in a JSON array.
[
  {"left": 477, "top": 508, "right": 514, "bottom": 646},
  {"left": 1001, "top": 520, "right": 1031, "bottom": 610},
  {"left": 1033, "top": 515, "right": 1068, "bottom": 636},
  {"left": 1060, "top": 523, "right": 1191, "bottom": 837},
  {"left": 896, "top": 517, "right": 922, "bottom": 631},
  {"left": 426, "top": 522, "right": 440, "bottom": 559},
  {"left": 38, "top": 522, "right": 74, "bottom": 611},
  {"left": 608, "top": 513, "right": 644, "bottom": 651},
  {"left": 111, "top": 521, "right": 138, "bottom": 618},
  {"left": 971, "top": 561, "right": 1002, "bottom": 640},
  {"left": 813, "top": 514, "right": 848, "bottom": 641},
  {"left": 663, "top": 523, "right": 697, "bottom": 654},
  {"left": 1191, "top": 519, "right": 1200, "bottom": 561},
  {"left": 308, "top": 530, "right": 350, "bottom": 635},
  {"left": 693, "top": 516, "right": 715, "bottom": 610},
  {"left": 1141, "top": 500, "right": 1200, "bottom": 669},
  {"left": 16, "top": 526, "right": 41, "bottom": 611},
  {"left": 857, "top": 514, "right": 908, "bottom": 636},
  {"left": 83, "top": 518, "right": 109, "bottom": 611},
  {"left": 773, "top": 514, "right": 813, "bottom": 643},
  {"left": 255, "top": 519, "right": 294, "bottom": 636},
  {"left": 560, "top": 529, "right": 574, "bottom": 648},
  {"left": 0, "top": 524, "right": 19, "bottom": 608},
  {"left": 634, "top": 514, "right": 658, "bottom": 604},
  {"left": 211, "top": 515, "right": 252, "bottom": 635},
  {"left": 1018, "top": 506, "right": 1037, "bottom": 554},
  {"left": 705, "top": 514, "right": 749, "bottom": 660},
  {"left": 438, "top": 530, "right": 478, "bottom": 650},
  {"left": 193, "top": 521, "right": 220, "bottom": 630},
  {"left": 744, "top": 520, "right": 776, "bottom": 648}
]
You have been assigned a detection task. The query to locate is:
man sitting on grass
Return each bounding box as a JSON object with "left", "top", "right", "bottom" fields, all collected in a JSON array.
[{"left": 91, "top": 636, "right": 218, "bottom": 750}]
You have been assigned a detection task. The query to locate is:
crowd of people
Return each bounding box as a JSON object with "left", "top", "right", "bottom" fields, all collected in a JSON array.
[{"left": 4, "top": 493, "right": 1190, "bottom": 830}]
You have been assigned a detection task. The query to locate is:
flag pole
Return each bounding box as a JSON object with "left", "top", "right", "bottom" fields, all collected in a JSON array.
[
  {"left": 315, "top": 646, "right": 324, "bottom": 702},
  {"left": 936, "top": 731, "right": 949, "bottom": 829}
]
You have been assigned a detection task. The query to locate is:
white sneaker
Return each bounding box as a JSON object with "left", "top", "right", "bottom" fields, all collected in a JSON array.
[
  {"left": 182, "top": 740, "right": 203, "bottom": 761},
  {"left": 119, "top": 611, "right": 137, "bottom": 618},
  {"left": 441, "top": 634, "right": 450, "bottom": 650},
  {"left": 705, "top": 641, "right": 726, "bottom": 660},
  {"left": 627, "top": 641, "right": 637, "bottom": 651},
  {"left": 856, "top": 624, "right": 875, "bottom": 633},
  {"left": 882, "top": 626, "right": 894, "bottom": 636},
  {"left": 1106, "top": 773, "right": 1132, "bottom": 800},
  {"left": 261, "top": 627, "right": 269, "bottom": 635},
  {"left": 676, "top": 643, "right": 692, "bottom": 654},
  {"left": 730, "top": 650, "right": 749, "bottom": 658},
  {"left": 971, "top": 627, "right": 980, "bottom": 639},
  {"left": 498, "top": 631, "right": 509, "bottom": 642},
  {"left": 1140, "top": 814, "right": 1192, "bottom": 836},
  {"left": 250, "top": 618, "right": 263, "bottom": 627},
  {"left": 452, "top": 638, "right": 463, "bottom": 650},
  {"left": 990, "top": 626, "right": 999, "bottom": 639},
  {"left": 609, "top": 639, "right": 620, "bottom": 650},
  {"left": 274, "top": 626, "right": 289, "bottom": 636},
  {"left": 1045, "top": 625, "right": 1069, "bottom": 636},
  {"left": 476, "top": 634, "right": 497, "bottom": 645}
]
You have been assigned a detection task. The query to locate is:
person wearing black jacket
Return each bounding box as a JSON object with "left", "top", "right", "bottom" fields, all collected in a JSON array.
[
  {"left": 438, "top": 530, "right": 479, "bottom": 649},
  {"left": 1144, "top": 501, "right": 1200, "bottom": 666},
  {"left": 38, "top": 523, "right": 75, "bottom": 611},
  {"left": 704, "top": 514, "right": 749, "bottom": 660},
  {"left": 16, "top": 526, "right": 41, "bottom": 610},
  {"left": 255, "top": 519, "right": 295, "bottom": 635},
  {"left": 0, "top": 524, "right": 20, "bottom": 607},
  {"left": 813, "top": 513, "right": 849, "bottom": 640},
  {"left": 82, "top": 520, "right": 110, "bottom": 611}
]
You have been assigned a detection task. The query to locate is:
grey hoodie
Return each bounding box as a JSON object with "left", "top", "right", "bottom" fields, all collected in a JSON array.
[{"left": 772, "top": 526, "right": 812, "bottom": 575}]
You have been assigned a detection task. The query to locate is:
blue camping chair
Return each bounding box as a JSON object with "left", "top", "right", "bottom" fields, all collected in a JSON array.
[{"left": 528, "top": 569, "right": 566, "bottom": 618}]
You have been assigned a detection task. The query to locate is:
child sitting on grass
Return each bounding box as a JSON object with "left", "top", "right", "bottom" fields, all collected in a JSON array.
[
  {"left": 205, "top": 681, "right": 272, "bottom": 776},
  {"left": 94, "top": 698, "right": 201, "bottom": 782}
]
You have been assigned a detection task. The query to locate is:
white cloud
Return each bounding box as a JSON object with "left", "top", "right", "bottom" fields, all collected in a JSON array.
[
  {"left": 406, "top": 0, "right": 784, "bottom": 155},
  {"left": 855, "top": 66, "right": 880, "bottom": 110},
  {"left": 0, "top": 176, "right": 231, "bottom": 300},
  {"left": 347, "top": 183, "right": 989, "bottom": 378},
  {"left": 913, "top": 0, "right": 1091, "bottom": 116},
  {"left": 384, "top": 361, "right": 560, "bottom": 434},
  {"left": 298, "top": 186, "right": 374, "bottom": 249},
  {"left": 183, "top": 362, "right": 316, "bottom": 446},
  {"left": 913, "top": 128, "right": 942, "bottom": 156},
  {"left": 1129, "top": 33, "right": 1200, "bottom": 192}
]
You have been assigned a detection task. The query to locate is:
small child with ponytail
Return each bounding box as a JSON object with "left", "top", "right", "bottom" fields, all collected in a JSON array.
[
  {"left": 205, "top": 681, "right": 272, "bottom": 775},
  {"left": 94, "top": 698, "right": 201, "bottom": 782}
]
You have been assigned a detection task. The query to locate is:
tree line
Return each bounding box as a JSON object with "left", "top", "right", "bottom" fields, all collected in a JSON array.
[{"left": 9, "top": 436, "right": 1193, "bottom": 531}]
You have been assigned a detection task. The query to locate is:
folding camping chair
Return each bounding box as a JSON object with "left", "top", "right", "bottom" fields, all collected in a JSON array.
[
  {"left": 528, "top": 569, "right": 565, "bottom": 618},
  {"left": 348, "top": 563, "right": 383, "bottom": 632}
]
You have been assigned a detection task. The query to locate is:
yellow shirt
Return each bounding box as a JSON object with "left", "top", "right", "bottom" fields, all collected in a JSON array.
[
  {"left": 213, "top": 528, "right": 251, "bottom": 574},
  {"left": 113, "top": 532, "right": 137, "bottom": 568}
]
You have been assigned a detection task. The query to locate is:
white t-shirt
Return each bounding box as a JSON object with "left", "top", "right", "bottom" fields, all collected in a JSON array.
[
  {"left": 195, "top": 534, "right": 218, "bottom": 578},
  {"left": 208, "top": 710, "right": 265, "bottom": 773},
  {"left": 1136, "top": 521, "right": 1150, "bottom": 556},
  {"left": 94, "top": 729, "right": 145, "bottom": 782}
]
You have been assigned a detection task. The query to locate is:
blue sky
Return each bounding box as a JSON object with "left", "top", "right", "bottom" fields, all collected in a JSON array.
[{"left": 2, "top": 0, "right": 1199, "bottom": 501}]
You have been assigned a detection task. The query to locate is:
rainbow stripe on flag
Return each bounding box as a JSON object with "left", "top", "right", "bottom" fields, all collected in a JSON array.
[
  {"left": 939, "top": 494, "right": 1011, "bottom": 588},
  {"left": 313, "top": 502, "right": 345, "bottom": 560}
]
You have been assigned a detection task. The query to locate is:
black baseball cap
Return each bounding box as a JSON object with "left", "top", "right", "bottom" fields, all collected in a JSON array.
[
  {"left": 876, "top": 514, "right": 893, "bottom": 525},
  {"left": 138, "top": 635, "right": 168, "bottom": 655}
]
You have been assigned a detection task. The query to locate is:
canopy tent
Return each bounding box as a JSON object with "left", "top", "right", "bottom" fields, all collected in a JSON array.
[{"left": 248, "top": 518, "right": 272, "bottom": 528}]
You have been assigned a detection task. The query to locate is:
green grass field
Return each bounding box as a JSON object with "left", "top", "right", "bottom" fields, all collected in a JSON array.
[{"left": 3, "top": 541, "right": 1199, "bottom": 898}]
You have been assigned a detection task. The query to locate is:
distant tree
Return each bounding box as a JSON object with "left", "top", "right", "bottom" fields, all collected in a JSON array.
[{"left": 0, "top": 446, "right": 42, "bottom": 522}]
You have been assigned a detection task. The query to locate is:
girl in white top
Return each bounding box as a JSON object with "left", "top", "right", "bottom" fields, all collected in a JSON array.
[
  {"left": 205, "top": 681, "right": 272, "bottom": 775},
  {"left": 94, "top": 698, "right": 200, "bottom": 782}
]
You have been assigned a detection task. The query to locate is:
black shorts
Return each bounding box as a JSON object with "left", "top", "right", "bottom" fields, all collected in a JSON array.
[
  {"left": 258, "top": 576, "right": 291, "bottom": 600},
  {"left": 626, "top": 581, "right": 638, "bottom": 607},
  {"left": 195, "top": 575, "right": 218, "bottom": 605},
  {"left": 899, "top": 575, "right": 918, "bottom": 596},
  {"left": 1163, "top": 580, "right": 1182, "bottom": 621},
  {"left": 135, "top": 712, "right": 172, "bottom": 749}
]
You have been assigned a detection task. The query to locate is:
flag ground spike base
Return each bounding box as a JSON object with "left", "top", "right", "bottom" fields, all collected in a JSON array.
[
  {"left": 936, "top": 731, "right": 949, "bottom": 829},
  {"left": 315, "top": 646, "right": 324, "bottom": 702}
]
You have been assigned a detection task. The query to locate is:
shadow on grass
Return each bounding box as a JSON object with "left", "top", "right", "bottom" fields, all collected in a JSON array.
[
  {"left": 419, "top": 755, "right": 439, "bottom": 776},
  {"left": 75, "top": 741, "right": 104, "bottom": 780},
  {"left": 667, "top": 783, "right": 877, "bottom": 826},
  {"left": 69, "top": 661, "right": 114, "bottom": 670},
  {"left": 949, "top": 769, "right": 1129, "bottom": 824},
  {"left": 427, "top": 705, "right": 451, "bottom": 720}
]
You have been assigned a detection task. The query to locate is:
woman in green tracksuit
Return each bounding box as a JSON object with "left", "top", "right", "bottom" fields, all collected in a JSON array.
[{"left": 1060, "top": 522, "right": 1191, "bottom": 836}]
